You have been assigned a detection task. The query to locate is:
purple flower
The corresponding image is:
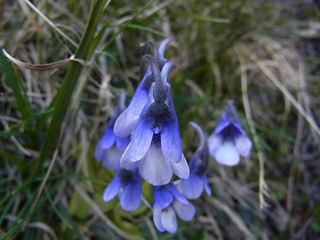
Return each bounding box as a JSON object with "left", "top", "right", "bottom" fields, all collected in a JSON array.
[
  {"left": 180, "top": 122, "right": 212, "bottom": 199},
  {"left": 114, "top": 38, "right": 172, "bottom": 138},
  {"left": 103, "top": 169, "right": 141, "bottom": 212},
  {"left": 208, "top": 101, "right": 252, "bottom": 166},
  {"left": 120, "top": 56, "right": 189, "bottom": 186},
  {"left": 152, "top": 183, "right": 195, "bottom": 233},
  {"left": 95, "top": 93, "right": 130, "bottom": 170}
]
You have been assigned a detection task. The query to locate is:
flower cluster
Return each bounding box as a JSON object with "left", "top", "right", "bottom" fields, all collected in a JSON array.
[{"left": 95, "top": 39, "right": 252, "bottom": 233}]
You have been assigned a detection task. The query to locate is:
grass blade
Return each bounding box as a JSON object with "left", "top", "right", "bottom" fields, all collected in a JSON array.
[{"left": 31, "top": 0, "right": 109, "bottom": 176}]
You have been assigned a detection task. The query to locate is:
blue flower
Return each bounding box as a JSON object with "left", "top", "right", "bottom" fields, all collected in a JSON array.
[
  {"left": 152, "top": 183, "right": 195, "bottom": 233},
  {"left": 180, "top": 122, "right": 212, "bottom": 199},
  {"left": 114, "top": 38, "right": 172, "bottom": 138},
  {"left": 95, "top": 93, "right": 130, "bottom": 170},
  {"left": 103, "top": 169, "right": 141, "bottom": 212},
  {"left": 208, "top": 101, "right": 252, "bottom": 166},
  {"left": 120, "top": 56, "right": 189, "bottom": 186}
]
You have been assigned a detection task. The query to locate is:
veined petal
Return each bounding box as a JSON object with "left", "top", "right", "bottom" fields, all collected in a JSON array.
[
  {"left": 153, "top": 207, "right": 165, "bottom": 232},
  {"left": 103, "top": 146, "right": 122, "bottom": 170},
  {"left": 153, "top": 186, "right": 173, "bottom": 209},
  {"left": 214, "top": 117, "right": 231, "bottom": 135},
  {"left": 215, "top": 142, "right": 240, "bottom": 166},
  {"left": 208, "top": 134, "right": 222, "bottom": 155},
  {"left": 161, "top": 119, "right": 182, "bottom": 163},
  {"left": 139, "top": 144, "right": 172, "bottom": 186},
  {"left": 161, "top": 207, "right": 177, "bottom": 233},
  {"left": 235, "top": 135, "right": 252, "bottom": 157},
  {"left": 203, "top": 175, "right": 212, "bottom": 196},
  {"left": 169, "top": 184, "right": 188, "bottom": 204},
  {"left": 126, "top": 84, "right": 148, "bottom": 119},
  {"left": 181, "top": 172, "right": 203, "bottom": 200},
  {"left": 119, "top": 176, "right": 141, "bottom": 212},
  {"left": 231, "top": 120, "right": 246, "bottom": 134},
  {"left": 172, "top": 200, "right": 195, "bottom": 221},
  {"left": 129, "top": 115, "right": 153, "bottom": 162},
  {"left": 116, "top": 136, "right": 130, "bottom": 152},
  {"left": 103, "top": 172, "right": 121, "bottom": 202},
  {"left": 120, "top": 143, "right": 140, "bottom": 170},
  {"left": 161, "top": 88, "right": 182, "bottom": 163},
  {"left": 114, "top": 109, "right": 138, "bottom": 137},
  {"left": 171, "top": 154, "right": 190, "bottom": 179}
]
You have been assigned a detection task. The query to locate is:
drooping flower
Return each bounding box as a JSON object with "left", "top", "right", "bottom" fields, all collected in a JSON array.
[
  {"left": 114, "top": 38, "right": 173, "bottom": 138},
  {"left": 152, "top": 183, "right": 195, "bottom": 233},
  {"left": 180, "top": 122, "right": 212, "bottom": 199},
  {"left": 95, "top": 92, "right": 130, "bottom": 170},
  {"left": 208, "top": 100, "right": 252, "bottom": 166},
  {"left": 103, "top": 168, "right": 141, "bottom": 212},
  {"left": 120, "top": 56, "right": 189, "bottom": 186}
]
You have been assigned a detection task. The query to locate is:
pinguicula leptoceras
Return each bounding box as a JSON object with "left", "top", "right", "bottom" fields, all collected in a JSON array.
[
  {"left": 117, "top": 40, "right": 189, "bottom": 186},
  {"left": 152, "top": 183, "right": 195, "bottom": 233},
  {"left": 208, "top": 100, "right": 252, "bottom": 166},
  {"left": 94, "top": 92, "right": 130, "bottom": 170},
  {"left": 180, "top": 122, "right": 212, "bottom": 199}
]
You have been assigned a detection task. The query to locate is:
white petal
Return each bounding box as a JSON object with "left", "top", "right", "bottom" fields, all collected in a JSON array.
[
  {"left": 215, "top": 142, "right": 240, "bottom": 166},
  {"left": 139, "top": 145, "right": 172, "bottom": 186},
  {"left": 161, "top": 207, "right": 177, "bottom": 233},
  {"left": 171, "top": 154, "right": 189, "bottom": 179},
  {"left": 235, "top": 135, "right": 252, "bottom": 157},
  {"left": 172, "top": 199, "right": 195, "bottom": 221},
  {"left": 208, "top": 134, "right": 222, "bottom": 155},
  {"left": 153, "top": 207, "right": 165, "bottom": 232}
]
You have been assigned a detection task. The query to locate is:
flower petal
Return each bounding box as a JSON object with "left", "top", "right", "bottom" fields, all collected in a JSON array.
[
  {"left": 169, "top": 184, "right": 188, "bottom": 204},
  {"left": 103, "top": 172, "right": 121, "bottom": 202},
  {"left": 103, "top": 146, "right": 122, "bottom": 170},
  {"left": 161, "top": 120, "right": 182, "bottom": 163},
  {"left": 161, "top": 207, "right": 177, "bottom": 233},
  {"left": 129, "top": 115, "right": 153, "bottom": 162},
  {"left": 208, "top": 134, "right": 222, "bottom": 156},
  {"left": 214, "top": 116, "right": 231, "bottom": 135},
  {"left": 119, "top": 175, "right": 141, "bottom": 212},
  {"left": 215, "top": 142, "right": 240, "bottom": 166},
  {"left": 126, "top": 84, "right": 149, "bottom": 120},
  {"left": 181, "top": 172, "right": 203, "bottom": 199},
  {"left": 153, "top": 186, "right": 173, "bottom": 209},
  {"left": 113, "top": 109, "right": 138, "bottom": 137},
  {"left": 139, "top": 144, "right": 172, "bottom": 186},
  {"left": 171, "top": 154, "right": 190, "bottom": 179},
  {"left": 116, "top": 136, "right": 130, "bottom": 152},
  {"left": 161, "top": 87, "right": 182, "bottom": 163},
  {"left": 120, "top": 143, "right": 140, "bottom": 170},
  {"left": 100, "top": 126, "right": 116, "bottom": 149},
  {"left": 172, "top": 200, "right": 195, "bottom": 221},
  {"left": 94, "top": 127, "right": 115, "bottom": 161},
  {"left": 153, "top": 207, "right": 165, "bottom": 232},
  {"left": 235, "top": 135, "right": 252, "bottom": 157}
]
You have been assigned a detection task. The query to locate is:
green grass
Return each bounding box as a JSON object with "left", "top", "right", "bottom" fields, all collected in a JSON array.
[{"left": 1, "top": 0, "right": 320, "bottom": 239}]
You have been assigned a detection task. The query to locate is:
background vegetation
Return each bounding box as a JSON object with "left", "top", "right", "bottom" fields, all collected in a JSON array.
[{"left": 0, "top": 0, "right": 319, "bottom": 239}]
